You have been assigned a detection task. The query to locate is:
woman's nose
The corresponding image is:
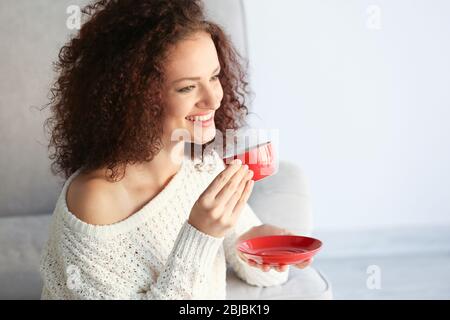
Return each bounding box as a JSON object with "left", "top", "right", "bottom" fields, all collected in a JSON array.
[{"left": 197, "top": 86, "right": 220, "bottom": 109}]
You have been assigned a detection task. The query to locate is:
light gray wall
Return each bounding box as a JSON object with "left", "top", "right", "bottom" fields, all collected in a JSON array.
[
  {"left": 0, "top": 0, "right": 248, "bottom": 217},
  {"left": 0, "top": 0, "right": 84, "bottom": 217},
  {"left": 243, "top": 0, "right": 450, "bottom": 230}
]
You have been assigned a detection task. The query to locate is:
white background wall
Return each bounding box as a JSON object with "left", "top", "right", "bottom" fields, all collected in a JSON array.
[{"left": 243, "top": 0, "right": 450, "bottom": 231}]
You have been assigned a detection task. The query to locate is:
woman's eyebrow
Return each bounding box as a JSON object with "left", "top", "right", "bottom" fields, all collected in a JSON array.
[{"left": 172, "top": 65, "right": 220, "bottom": 84}]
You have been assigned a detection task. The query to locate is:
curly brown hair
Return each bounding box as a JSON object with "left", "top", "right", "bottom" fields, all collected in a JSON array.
[{"left": 43, "top": 0, "right": 252, "bottom": 182}]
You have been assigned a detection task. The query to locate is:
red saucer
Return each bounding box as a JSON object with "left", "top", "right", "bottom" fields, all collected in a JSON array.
[{"left": 237, "top": 235, "right": 322, "bottom": 266}]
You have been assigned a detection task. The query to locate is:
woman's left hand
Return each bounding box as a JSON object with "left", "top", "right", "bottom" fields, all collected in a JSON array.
[{"left": 236, "top": 224, "right": 313, "bottom": 272}]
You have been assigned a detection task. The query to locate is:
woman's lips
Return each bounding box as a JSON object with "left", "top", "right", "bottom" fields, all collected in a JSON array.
[
  {"left": 185, "top": 111, "right": 215, "bottom": 127},
  {"left": 186, "top": 112, "right": 214, "bottom": 117},
  {"left": 185, "top": 116, "right": 214, "bottom": 127}
]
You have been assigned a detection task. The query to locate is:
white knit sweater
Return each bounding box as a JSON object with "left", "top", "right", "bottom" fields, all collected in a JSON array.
[{"left": 39, "top": 149, "right": 289, "bottom": 300}]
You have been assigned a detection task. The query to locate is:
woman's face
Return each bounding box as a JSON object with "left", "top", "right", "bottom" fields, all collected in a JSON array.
[{"left": 161, "top": 31, "right": 224, "bottom": 145}]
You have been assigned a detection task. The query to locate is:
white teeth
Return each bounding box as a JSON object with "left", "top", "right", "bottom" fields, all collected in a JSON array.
[{"left": 185, "top": 113, "right": 213, "bottom": 121}]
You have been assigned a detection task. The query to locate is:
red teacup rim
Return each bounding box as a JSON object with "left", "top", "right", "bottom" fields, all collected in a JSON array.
[{"left": 223, "top": 140, "right": 272, "bottom": 160}]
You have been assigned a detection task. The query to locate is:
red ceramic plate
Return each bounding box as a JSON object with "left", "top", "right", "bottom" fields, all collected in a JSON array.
[{"left": 237, "top": 235, "right": 322, "bottom": 266}]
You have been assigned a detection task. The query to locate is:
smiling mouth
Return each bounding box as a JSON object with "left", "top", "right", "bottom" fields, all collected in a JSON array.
[{"left": 185, "top": 112, "right": 214, "bottom": 122}]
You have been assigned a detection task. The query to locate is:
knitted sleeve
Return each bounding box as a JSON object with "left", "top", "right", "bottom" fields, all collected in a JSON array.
[
  {"left": 223, "top": 203, "right": 290, "bottom": 287},
  {"left": 40, "top": 220, "right": 223, "bottom": 300}
]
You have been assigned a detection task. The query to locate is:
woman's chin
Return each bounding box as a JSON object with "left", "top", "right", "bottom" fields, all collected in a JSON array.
[
  {"left": 185, "top": 120, "right": 216, "bottom": 145},
  {"left": 192, "top": 137, "right": 214, "bottom": 145},
  {"left": 191, "top": 131, "right": 216, "bottom": 145}
]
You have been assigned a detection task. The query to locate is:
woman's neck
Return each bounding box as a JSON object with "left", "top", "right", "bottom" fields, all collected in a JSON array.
[{"left": 120, "top": 140, "right": 185, "bottom": 193}]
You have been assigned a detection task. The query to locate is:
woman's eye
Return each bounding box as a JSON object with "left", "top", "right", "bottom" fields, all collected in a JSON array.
[
  {"left": 177, "top": 74, "right": 220, "bottom": 93},
  {"left": 178, "top": 86, "right": 195, "bottom": 93}
]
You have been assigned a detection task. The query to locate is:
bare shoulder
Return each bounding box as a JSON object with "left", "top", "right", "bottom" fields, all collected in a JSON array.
[{"left": 66, "top": 170, "right": 130, "bottom": 226}]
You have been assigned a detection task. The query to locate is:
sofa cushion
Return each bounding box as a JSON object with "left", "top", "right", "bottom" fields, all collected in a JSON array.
[
  {"left": 0, "top": 214, "right": 51, "bottom": 299},
  {"left": 226, "top": 266, "right": 332, "bottom": 300},
  {"left": 248, "top": 160, "right": 313, "bottom": 236}
]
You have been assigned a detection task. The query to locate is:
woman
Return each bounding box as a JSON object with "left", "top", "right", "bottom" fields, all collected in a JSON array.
[{"left": 40, "top": 0, "right": 312, "bottom": 300}]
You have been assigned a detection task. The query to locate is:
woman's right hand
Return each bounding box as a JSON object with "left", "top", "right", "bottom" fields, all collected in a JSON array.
[{"left": 188, "top": 159, "right": 255, "bottom": 238}]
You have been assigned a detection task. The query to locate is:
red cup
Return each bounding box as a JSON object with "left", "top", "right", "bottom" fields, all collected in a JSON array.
[{"left": 223, "top": 141, "right": 277, "bottom": 182}]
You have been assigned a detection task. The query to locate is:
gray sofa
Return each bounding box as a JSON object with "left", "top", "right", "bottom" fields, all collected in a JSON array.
[{"left": 0, "top": 0, "right": 332, "bottom": 300}]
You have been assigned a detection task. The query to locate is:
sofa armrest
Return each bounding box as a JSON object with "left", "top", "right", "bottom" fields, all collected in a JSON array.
[
  {"left": 226, "top": 266, "right": 333, "bottom": 300},
  {"left": 248, "top": 160, "right": 313, "bottom": 236}
]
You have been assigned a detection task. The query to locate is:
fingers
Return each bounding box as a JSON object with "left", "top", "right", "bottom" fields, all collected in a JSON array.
[
  {"left": 237, "top": 251, "right": 248, "bottom": 263},
  {"left": 203, "top": 159, "right": 243, "bottom": 199},
  {"left": 215, "top": 164, "right": 251, "bottom": 205},
  {"left": 248, "top": 259, "right": 256, "bottom": 267},
  {"left": 275, "top": 264, "right": 289, "bottom": 272},
  {"left": 294, "top": 258, "right": 313, "bottom": 269},
  {"left": 257, "top": 263, "right": 286, "bottom": 272},
  {"left": 256, "top": 263, "right": 289, "bottom": 272},
  {"left": 231, "top": 178, "right": 254, "bottom": 219},
  {"left": 225, "top": 170, "right": 254, "bottom": 219},
  {"left": 248, "top": 261, "right": 271, "bottom": 272},
  {"left": 261, "top": 264, "right": 271, "bottom": 272},
  {"left": 244, "top": 256, "right": 312, "bottom": 271},
  {"left": 246, "top": 260, "right": 288, "bottom": 273}
]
